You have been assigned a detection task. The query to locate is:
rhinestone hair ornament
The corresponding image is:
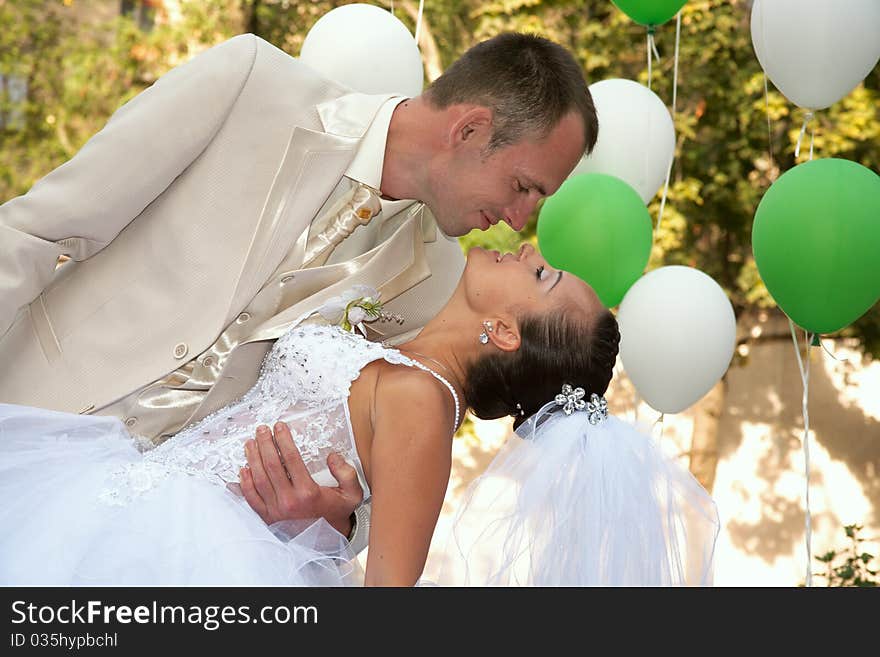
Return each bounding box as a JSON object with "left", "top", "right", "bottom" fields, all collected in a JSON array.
[
  {"left": 514, "top": 383, "right": 608, "bottom": 440},
  {"left": 555, "top": 384, "right": 608, "bottom": 425}
]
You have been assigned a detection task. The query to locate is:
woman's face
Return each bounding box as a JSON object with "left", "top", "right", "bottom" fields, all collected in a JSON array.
[{"left": 461, "top": 243, "right": 605, "bottom": 328}]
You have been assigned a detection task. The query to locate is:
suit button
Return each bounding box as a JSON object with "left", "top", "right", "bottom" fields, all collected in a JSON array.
[
  {"left": 124, "top": 417, "right": 137, "bottom": 427},
  {"left": 237, "top": 312, "right": 251, "bottom": 323},
  {"left": 173, "top": 343, "right": 188, "bottom": 359},
  {"left": 281, "top": 275, "right": 295, "bottom": 284}
]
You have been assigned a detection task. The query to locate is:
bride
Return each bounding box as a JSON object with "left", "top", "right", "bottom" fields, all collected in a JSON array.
[{"left": 0, "top": 243, "right": 718, "bottom": 586}]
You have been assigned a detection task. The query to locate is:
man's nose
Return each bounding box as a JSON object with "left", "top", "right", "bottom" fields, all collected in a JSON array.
[{"left": 504, "top": 198, "right": 536, "bottom": 231}]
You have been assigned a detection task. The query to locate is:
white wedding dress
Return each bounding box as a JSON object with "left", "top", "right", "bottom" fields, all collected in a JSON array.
[{"left": 0, "top": 316, "right": 459, "bottom": 586}]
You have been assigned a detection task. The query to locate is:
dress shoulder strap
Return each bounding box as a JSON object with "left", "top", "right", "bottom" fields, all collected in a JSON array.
[{"left": 381, "top": 352, "right": 461, "bottom": 432}]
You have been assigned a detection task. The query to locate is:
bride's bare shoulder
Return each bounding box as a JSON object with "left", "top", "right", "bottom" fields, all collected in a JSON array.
[{"left": 373, "top": 363, "right": 457, "bottom": 439}]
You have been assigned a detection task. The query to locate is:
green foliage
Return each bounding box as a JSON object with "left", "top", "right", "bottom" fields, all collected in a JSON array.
[
  {"left": 2, "top": 0, "right": 878, "bottom": 355},
  {"left": 813, "top": 524, "right": 879, "bottom": 587},
  {"left": 0, "top": 0, "right": 242, "bottom": 200}
]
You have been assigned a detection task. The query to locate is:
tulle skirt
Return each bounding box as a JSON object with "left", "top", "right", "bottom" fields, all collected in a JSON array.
[{"left": 0, "top": 404, "right": 360, "bottom": 586}]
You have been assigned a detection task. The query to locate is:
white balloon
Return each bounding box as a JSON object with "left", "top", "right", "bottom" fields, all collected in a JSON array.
[
  {"left": 301, "top": 4, "right": 424, "bottom": 97},
  {"left": 571, "top": 79, "right": 675, "bottom": 204},
  {"left": 751, "top": 0, "right": 880, "bottom": 110},
  {"left": 618, "top": 266, "right": 736, "bottom": 414}
]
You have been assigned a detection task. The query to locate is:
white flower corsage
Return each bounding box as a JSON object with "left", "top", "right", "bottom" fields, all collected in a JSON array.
[{"left": 317, "top": 285, "right": 403, "bottom": 337}]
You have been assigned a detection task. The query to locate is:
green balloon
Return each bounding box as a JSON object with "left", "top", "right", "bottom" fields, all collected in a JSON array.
[
  {"left": 611, "top": 0, "right": 687, "bottom": 27},
  {"left": 537, "top": 173, "right": 653, "bottom": 308},
  {"left": 752, "top": 158, "right": 880, "bottom": 334}
]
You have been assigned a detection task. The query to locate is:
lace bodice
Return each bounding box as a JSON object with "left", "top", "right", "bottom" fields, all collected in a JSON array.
[{"left": 98, "top": 318, "right": 460, "bottom": 507}]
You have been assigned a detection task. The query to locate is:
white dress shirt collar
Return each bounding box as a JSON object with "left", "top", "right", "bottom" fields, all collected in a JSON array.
[
  {"left": 344, "top": 95, "right": 407, "bottom": 193},
  {"left": 317, "top": 93, "right": 442, "bottom": 236}
]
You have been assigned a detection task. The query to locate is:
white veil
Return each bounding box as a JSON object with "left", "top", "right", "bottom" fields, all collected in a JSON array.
[{"left": 427, "top": 394, "right": 720, "bottom": 586}]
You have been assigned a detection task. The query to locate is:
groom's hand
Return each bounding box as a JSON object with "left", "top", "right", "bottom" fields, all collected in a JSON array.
[{"left": 239, "top": 422, "right": 363, "bottom": 537}]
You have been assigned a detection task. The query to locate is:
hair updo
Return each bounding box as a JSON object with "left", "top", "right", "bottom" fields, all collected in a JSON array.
[{"left": 463, "top": 308, "right": 620, "bottom": 430}]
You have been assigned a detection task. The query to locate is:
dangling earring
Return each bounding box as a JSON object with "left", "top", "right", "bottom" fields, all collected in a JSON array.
[{"left": 479, "top": 321, "right": 493, "bottom": 345}]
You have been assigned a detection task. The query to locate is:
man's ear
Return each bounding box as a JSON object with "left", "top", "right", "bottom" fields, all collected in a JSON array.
[
  {"left": 449, "top": 106, "right": 493, "bottom": 147},
  {"left": 484, "top": 316, "right": 520, "bottom": 353}
]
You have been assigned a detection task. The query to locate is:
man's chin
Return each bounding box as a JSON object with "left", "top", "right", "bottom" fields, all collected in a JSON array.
[
  {"left": 424, "top": 203, "right": 476, "bottom": 237},
  {"left": 434, "top": 216, "right": 471, "bottom": 238}
]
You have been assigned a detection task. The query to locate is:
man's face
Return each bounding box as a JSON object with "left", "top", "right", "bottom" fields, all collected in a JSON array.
[{"left": 426, "top": 111, "right": 586, "bottom": 237}]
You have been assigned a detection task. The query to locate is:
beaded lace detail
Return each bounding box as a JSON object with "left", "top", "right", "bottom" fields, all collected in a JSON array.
[{"left": 97, "top": 321, "right": 460, "bottom": 507}]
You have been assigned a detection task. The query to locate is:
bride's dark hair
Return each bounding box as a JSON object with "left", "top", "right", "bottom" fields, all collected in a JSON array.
[{"left": 463, "top": 307, "right": 620, "bottom": 430}]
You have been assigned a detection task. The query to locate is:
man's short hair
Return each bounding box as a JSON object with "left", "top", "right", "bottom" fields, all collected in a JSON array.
[{"left": 425, "top": 33, "right": 598, "bottom": 154}]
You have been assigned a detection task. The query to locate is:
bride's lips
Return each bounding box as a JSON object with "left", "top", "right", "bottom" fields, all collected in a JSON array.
[{"left": 480, "top": 211, "right": 491, "bottom": 229}]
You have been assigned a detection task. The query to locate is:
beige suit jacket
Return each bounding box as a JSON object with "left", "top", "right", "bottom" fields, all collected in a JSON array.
[{"left": 0, "top": 33, "right": 465, "bottom": 439}]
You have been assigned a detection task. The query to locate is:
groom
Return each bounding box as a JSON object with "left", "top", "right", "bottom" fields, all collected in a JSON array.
[{"left": 0, "top": 32, "right": 596, "bottom": 550}]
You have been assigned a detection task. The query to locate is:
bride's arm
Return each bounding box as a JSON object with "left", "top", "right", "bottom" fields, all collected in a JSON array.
[{"left": 364, "top": 371, "right": 455, "bottom": 587}]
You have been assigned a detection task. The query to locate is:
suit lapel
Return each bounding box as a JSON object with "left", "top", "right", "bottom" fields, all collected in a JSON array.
[
  {"left": 227, "top": 126, "right": 359, "bottom": 320},
  {"left": 227, "top": 91, "right": 401, "bottom": 322}
]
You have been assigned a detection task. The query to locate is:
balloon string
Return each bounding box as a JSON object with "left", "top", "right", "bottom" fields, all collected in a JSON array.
[
  {"left": 763, "top": 73, "right": 775, "bottom": 165},
  {"left": 795, "top": 111, "right": 814, "bottom": 159},
  {"left": 672, "top": 10, "right": 681, "bottom": 115},
  {"left": 415, "top": 0, "right": 425, "bottom": 42},
  {"left": 789, "top": 320, "right": 806, "bottom": 381},
  {"left": 809, "top": 123, "right": 814, "bottom": 161},
  {"left": 646, "top": 29, "right": 660, "bottom": 90},
  {"left": 818, "top": 337, "right": 848, "bottom": 363},
  {"left": 655, "top": 11, "right": 681, "bottom": 237},
  {"left": 653, "top": 412, "right": 665, "bottom": 442},
  {"left": 789, "top": 318, "right": 813, "bottom": 587}
]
